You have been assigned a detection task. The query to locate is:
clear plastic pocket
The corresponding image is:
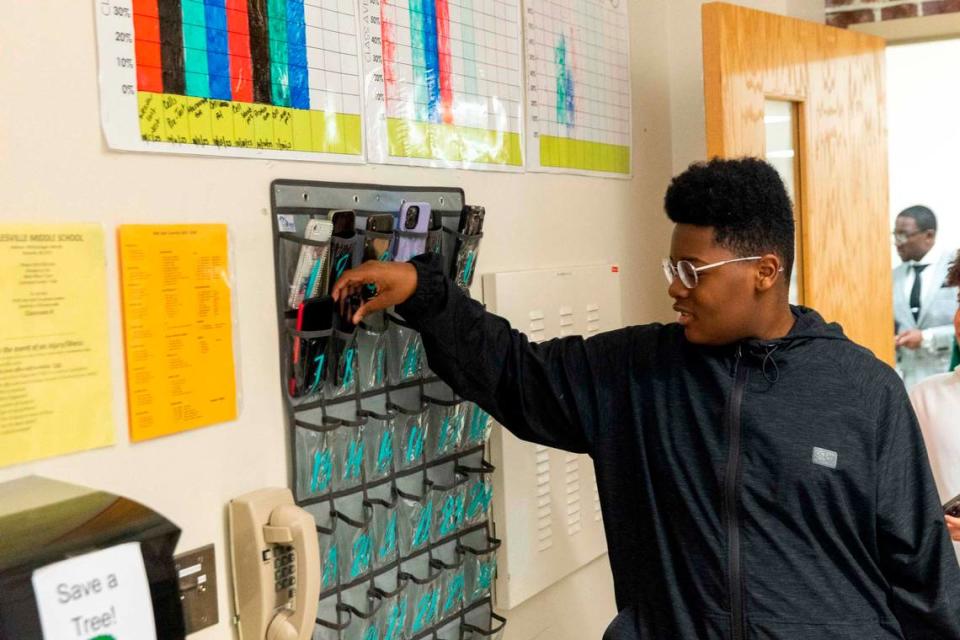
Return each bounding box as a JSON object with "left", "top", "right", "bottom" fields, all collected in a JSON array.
[
  {"left": 461, "top": 603, "right": 507, "bottom": 640},
  {"left": 392, "top": 401, "right": 429, "bottom": 471},
  {"left": 432, "top": 556, "right": 466, "bottom": 623},
  {"left": 330, "top": 417, "right": 368, "bottom": 494},
  {"left": 459, "top": 460, "right": 495, "bottom": 527},
  {"left": 462, "top": 402, "right": 493, "bottom": 449},
  {"left": 459, "top": 535, "right": 501, "bottom": 606},
  {"left": 397, "top": 487, "right": 434, "bottom": 558},
  {"left": 287, "top": 326, "right": 332, "bottom": 403},
  {"left": 369, "top": 575, "right": 410, "bottom": 640},
  {"left": 393, "top": 227, "right": 429, "bottom": 263},
  {"left": 277, "top": 230, "right": 332, "bottom": 310},
  {"left": 387, "top": 314, "right": 424, "bottom": 385},
  {"left": 425, "top": 395, "right": 466, "bottom": 461},
  {"left": 366, "top": 494, "right": 400, "bottom": 572},
  {"left": 338, "top": 587, "right": 386, "bottom": 640},
  {"left": 357, "top": 313, "right": 389, "bottom": 393},
  {"left": 448, "top": 230, "right": 483, "bottom": 291},
  {"left": 329, "top": 328, "right": 359, "bottom": 399},
  {"left": 335, "top": 508, "right": 376, "bottom": 584},
  {"left": 315, "top": 518, "right": 341, "bottom": 594},
  {"left": 400, "top": 566, "right": 443, "bottom": 637},
  {"left": 432, "top": 476, "right": 468, "bottom": 542},
  {"left": 295, "top": 421, "right": 338, "bottom": 501},
  {"left": 327, "top": 233, "right": 361, "bottom": 296},
  {"left": 361, "top": 409, "right": 397, "bottom": 483}
]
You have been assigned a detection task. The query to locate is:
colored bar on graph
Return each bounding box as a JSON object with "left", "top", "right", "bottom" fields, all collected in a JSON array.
[
  {"left": 133, "top": 0, "right": 164, "bottom": 93},
  {"left": 435, "top": 0, "right": 453, "bottom": 124},
  {"left": 247, "top": 0, "right": 273, "bottom": 104},
  {"left": 555, "top": 35, "right": 575, "bottom": 127},
  {"left": 158, "top": 0, "right": 186, "bottom": 94},
  {"left": 267, "top": 0, "right": 290, "bottom": 107},
  {"left": 204, "top": 0, "right": 232, "bottom": 100},
  {"left": 181, "top": 0, "right": 211, "bottom": 97},
  {"left": 286, "top": 0, "right": 309, "bottom": 109},
  {"left": 408, "top": 0, "right": 428, "bottom": 122},
  {"left": 225, "top": 0, "right": 253, "bottom": 102},
  {"left": 421, "top": 0, "right": 441, "bottom": 123},
  {"left": 380, "top": 0, "right": 396, "bottom": 107}
]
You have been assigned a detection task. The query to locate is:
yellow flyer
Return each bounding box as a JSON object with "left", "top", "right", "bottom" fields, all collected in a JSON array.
[
  {"left": 0, "top": 224, "right": 114, "bottom": 467},
  {"left": 118, "top": 224, "right": 237, "bottom": 442}
]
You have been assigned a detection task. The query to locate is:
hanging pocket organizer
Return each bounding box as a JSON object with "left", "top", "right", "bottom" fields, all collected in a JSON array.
[{"left": 271, "top": 181, "right": 505, "bottom": 640}]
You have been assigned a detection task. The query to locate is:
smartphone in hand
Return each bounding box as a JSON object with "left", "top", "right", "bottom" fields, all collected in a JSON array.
[{"left": 944, "top": 494, "right": 960, "bottom": 518}]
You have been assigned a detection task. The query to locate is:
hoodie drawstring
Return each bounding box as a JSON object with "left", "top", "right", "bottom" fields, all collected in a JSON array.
[{"left": 759, "top": 344, "right": 781, "bottom": 384}]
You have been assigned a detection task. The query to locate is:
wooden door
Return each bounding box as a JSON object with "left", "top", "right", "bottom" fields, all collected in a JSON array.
[{"left": 703, "top": 2, "right": 893, "bottom": 364}]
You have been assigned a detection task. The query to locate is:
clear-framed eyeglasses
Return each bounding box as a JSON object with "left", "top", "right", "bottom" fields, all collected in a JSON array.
[{"left": 661, "top": 256, "right": 766, "bottom": 289}]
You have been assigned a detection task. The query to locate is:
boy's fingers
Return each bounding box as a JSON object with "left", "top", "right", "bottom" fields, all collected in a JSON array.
[
  {"left": 332, "top": 268, "right": 371, "bottom": 301},
  {"left": 353, "top": 297, "right": 388, "bottom": 325}
]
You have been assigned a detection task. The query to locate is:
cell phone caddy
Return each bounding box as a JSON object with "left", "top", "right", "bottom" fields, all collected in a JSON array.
[{"left": 271, "top": 180, "right": 505, "bottom": 640}]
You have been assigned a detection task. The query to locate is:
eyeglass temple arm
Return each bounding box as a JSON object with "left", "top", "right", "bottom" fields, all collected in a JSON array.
[{"left": 693, "top": 257, "right": 762, "bottom": 273}]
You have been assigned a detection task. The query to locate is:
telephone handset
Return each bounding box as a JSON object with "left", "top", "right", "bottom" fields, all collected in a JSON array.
[{"left": 229, "top": 488, "right": 321, "bottom": 640}]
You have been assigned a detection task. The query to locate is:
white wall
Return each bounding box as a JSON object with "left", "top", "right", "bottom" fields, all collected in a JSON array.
[
  {"left": 0, "top": 1, "right": 822, "bottom": 639},
  {"left": 887, "top": 39, "right": 960, "bottom": 264}
]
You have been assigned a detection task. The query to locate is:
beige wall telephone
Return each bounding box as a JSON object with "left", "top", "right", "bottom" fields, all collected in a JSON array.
[{"left": 229, "top": 488, "right": 320, "bottom": 640}]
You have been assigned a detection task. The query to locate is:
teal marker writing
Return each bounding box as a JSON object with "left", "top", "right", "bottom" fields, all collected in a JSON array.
[{"left": 311, "top": 449, "right": 332, "bottom": 493}]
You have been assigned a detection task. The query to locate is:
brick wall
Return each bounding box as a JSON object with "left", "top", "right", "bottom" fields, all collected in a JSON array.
[{"left": 826, "top": 0, "right": 960, "bottom": 28}]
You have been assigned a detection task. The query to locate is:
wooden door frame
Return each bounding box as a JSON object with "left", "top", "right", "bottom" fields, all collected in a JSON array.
[{"left": 702, "top": 2, "right": 893, "bottom": 364}]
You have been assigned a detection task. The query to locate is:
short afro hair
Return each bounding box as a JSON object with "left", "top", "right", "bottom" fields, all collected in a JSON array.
[
  {"left": 664, "top": 157, "right": 795, "bottom": 283},
  {"left": 897, "top": 205, "right": 937, "bottom": 233}
]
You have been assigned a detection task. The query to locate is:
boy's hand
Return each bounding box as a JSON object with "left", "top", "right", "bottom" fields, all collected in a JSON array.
[
  {"left": 946, "top": 515, "right": 960, "bottom": 542},
  {"left": 332, "top": 261, "right": 418, "bottom": 325}
]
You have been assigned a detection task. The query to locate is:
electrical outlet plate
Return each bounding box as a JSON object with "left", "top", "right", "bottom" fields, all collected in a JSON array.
[{"left": 174, "top": 544, "right": 218, "bottom": 634}]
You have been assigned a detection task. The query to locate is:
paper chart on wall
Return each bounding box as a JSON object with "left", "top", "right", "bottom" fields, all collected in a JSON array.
[
  {"left": 523, "top": 0, "right": 632, "bottom": 177},
  {"left": 359, "top": 0, "right": 524, "bottom": 169},
  {"left": 0, "top": 225, "right": 115, "bottom": 468},
  {"left": 96, "top": 0, "right": 365, "bottom": 162}
]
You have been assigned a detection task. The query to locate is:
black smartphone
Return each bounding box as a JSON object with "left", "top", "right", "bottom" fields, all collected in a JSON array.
[
  {"left": 330, "top": 209, "right": 356, "bottom": 236},
  {"left": 295, "top": 296, "right": 334, "bottom": 396},
  {"left": 944, "top": 494, "right": 960, "bottom": 517},
  {"left": 332, "top": 292, "right": 362, "bottom": 388},
  {"left": 426, "top": 209, "right": 444, "bottom": 255},
  {"left": 326, "top": 209, "right": 357, "bottom": 294},
  {"left": 364, "top": 214, "right": 395, "bottom": 262},
  {"left": 458, "top": 205, "right": 485, "bottom": 236},
  {"left": 451, "top": 205, "right": 485, "bottom": 287},
  {"left": 336, "top": 292, "right": 362, "bottom": 333}
]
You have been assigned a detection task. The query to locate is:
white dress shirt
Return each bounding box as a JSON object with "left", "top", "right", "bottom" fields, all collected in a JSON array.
[
  {"left": 910, "top": 369, "right": 960, "bottom": 565},
  {"left": 902, "top": 243, "right": 944, "bottom": 349}
]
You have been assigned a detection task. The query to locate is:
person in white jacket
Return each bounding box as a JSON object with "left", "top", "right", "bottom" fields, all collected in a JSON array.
[
  {"left": 893, "top": 206, "right": 958, "bottom": 389},
  {"left": 910, "top": 247, "right": 960, "bottom": 564}
]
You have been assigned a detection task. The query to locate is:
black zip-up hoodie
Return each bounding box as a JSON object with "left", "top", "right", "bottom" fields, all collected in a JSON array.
[{"left": 398, "top": 254, "right": 960, "bottom": 639}]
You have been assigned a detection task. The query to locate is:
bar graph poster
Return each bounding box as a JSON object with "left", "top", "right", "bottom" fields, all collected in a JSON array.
[
  {"left": 523, "top": 0, "right": 631, "bottom": 177},
  {"left": 96, "top": 0, "right": 364, "bottom": 162},
  {"left": 359, "top": 0, "right": 524, "bottom": 169}
]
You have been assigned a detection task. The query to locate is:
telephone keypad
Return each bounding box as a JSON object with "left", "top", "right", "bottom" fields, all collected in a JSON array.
[{"left": 273, "top": 545, "right": 297, "bottom": 595}]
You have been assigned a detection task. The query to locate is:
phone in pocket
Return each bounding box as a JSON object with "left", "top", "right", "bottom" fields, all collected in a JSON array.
[
  {"left": 325, "top": 209, "right": 357, "bottom": 295},
  {"left": 452, "top": 205, "right": 485, "bottom": 288},
  {"left": 288, "top": 218, "right": 333, "bottom": 309},
  {"left": 293, "top": 296, "right": 334, "bottom": 397},
  {"left": 426, "top": 209, "right": 444, "bottom": 255},
  {"left": 364, "top": 214, "right": 395, "bottom": 262},
  {"left": 393, "top": 202, "right": 430, "bottom": 262}
]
